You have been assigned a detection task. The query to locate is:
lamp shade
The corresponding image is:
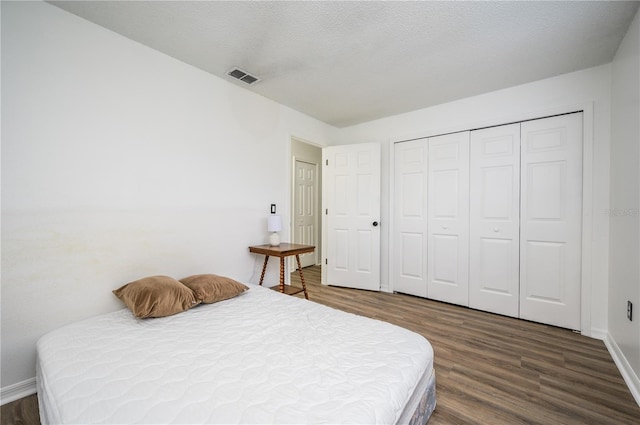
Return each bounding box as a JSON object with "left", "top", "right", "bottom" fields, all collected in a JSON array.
[{"left": 267, "top": 215, "right": 282, "bottom": 232}]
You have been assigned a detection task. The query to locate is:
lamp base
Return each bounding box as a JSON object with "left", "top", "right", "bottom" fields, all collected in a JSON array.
[{"left": 269, "top": 232, "right": 280, "bottom": 246}]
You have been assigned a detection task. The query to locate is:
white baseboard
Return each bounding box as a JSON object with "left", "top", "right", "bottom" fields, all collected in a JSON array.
[
  {"left": 589, "top": 327, "right": 608, "bottom": 340},
  {"left": 0, "top": 377, "right": 37, "bottom": 406},
  {"left": 603, "top": 333, "right": 640, "bottom": 407}
]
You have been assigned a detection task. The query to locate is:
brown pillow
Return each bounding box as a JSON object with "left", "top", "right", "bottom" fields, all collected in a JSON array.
[
  {"left": 113, "top": 275, "right": 199, "bottom": 319},
  {"left": 179, "top": 274, "right": 249, "bottom": 304}
]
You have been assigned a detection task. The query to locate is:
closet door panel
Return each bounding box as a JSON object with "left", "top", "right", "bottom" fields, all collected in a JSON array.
[
  {"left": 393, "top": 139, "right": 428, "bottom": 297},
  {"left": 520, "top": 113, "right": 582, "bottom": 330},
  {"left": 428, "top": 131, "right": 469, "bottom": 306},
  {"left": 469, "top": 124, "right": 520, "bottom": 317}
]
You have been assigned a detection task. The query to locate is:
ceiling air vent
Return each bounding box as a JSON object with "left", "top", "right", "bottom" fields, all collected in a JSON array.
[{"left": 227, "top": 67, "right": 260, "bottom": 85}]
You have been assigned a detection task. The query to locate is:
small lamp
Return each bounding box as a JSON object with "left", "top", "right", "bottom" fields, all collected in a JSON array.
[{"left": 267, "top": 215, "right": 282, "bottom": 246}]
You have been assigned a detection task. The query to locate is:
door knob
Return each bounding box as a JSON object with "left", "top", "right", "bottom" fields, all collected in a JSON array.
[{"left": 372, "top": 221, "right": 379, "bottom": 227}]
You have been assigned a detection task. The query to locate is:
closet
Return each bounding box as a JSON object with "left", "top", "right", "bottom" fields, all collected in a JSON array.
[{"left": 393, "top": 112, "right": 583, "bottom": 330}]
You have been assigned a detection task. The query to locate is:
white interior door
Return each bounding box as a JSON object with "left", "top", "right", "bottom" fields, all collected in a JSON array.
[
  {"left": 520, "top": 113, "right": 583, "bottom": 330},
  {"left": 427, "top": 131, "right": 470, "bottom": 306},
  {"left": 324, "top": 143, "right": 381, "bottom": 291},
  {"left": 469, "top": 124, "right": 521, "bottom": 317},
  {"left": 393, "top": 138, "right": 428, "bottom": 297},
  {"left": 294, "top": 159, "right": 317, "bottom": 267}
]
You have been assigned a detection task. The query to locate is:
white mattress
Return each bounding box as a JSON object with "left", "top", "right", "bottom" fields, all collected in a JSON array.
[{"left": 37, "top": 284, "right": 434, "bottom": 424}]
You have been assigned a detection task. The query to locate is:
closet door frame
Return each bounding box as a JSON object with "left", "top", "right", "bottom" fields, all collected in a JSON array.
[{"left": 388, "top": 103, "right": 594, "bottom": 336}]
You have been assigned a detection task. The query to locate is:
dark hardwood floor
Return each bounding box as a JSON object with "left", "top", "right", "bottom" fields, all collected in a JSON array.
[
  {"left": 3, "top": 266, "right": 639, "bottom": 424},
  {"left": 1, "top": 393, "right": 39, "bottom": 425},
  {"left": 291, "top": 266, "right": 640, "bottom": 424}
]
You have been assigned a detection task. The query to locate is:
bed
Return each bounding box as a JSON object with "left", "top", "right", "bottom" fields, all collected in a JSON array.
[{"left": 36, "top": 281, "right": 436, "bottom": 424}]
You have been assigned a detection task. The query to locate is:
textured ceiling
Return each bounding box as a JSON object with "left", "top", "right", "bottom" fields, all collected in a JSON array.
[{"left": 49, "top": 1, "right": 639, "bottom": 128}]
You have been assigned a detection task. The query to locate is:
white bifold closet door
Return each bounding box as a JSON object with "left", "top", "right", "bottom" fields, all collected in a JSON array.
[
  {"left": 427, "top": 132, "right": 470, "bottom": 306},
  {"left": 469, "top": 124, "right": 521, "bottom": 317},
  {"left": 519, "top": 113, "right": 583, "bottom": 330},
  {"left": 392, "top": 112, "right": 582, "bottom": 330},
  {"left": 393, "top": 139, "right": 429, "bottom": 297}
]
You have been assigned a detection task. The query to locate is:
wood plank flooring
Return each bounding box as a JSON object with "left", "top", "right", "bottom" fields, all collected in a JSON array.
[
  {"left": 290, "top": 266, "right": 640, "bottom": 424},
  {"left": 1, "top": 393, "right": 39, "bottom": 425},
  {"left": 3, "top": 266, "right": 638, "bottom": 424}
]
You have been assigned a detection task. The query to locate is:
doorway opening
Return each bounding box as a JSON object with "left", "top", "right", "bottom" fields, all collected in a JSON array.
[{"left": 290, "top": 137, "right": 323, "bottom": 283}]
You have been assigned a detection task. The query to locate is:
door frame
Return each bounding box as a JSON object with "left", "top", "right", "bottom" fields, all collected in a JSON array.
[
  {"left": 291, "top": 157, "right": 319, "bottom": 267},
  {"left": 388, "top": 102, "right": 594, "bottom": 337},
  {"left": 289, "top": 137, "right": 323, "bottom": 277}
]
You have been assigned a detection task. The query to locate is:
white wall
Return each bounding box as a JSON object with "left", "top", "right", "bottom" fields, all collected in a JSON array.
[
  {"left": 609, "top": 7, "right": 640, "bottom": 394},
  {"left": 1, "top": 1, "right": 337, "bottom": 392},
  {"left": 2, "top": 0, "right": 636, "bottom": 404},
  {"left": 336, "top": 64, "right": 613, "bottom": 338}
]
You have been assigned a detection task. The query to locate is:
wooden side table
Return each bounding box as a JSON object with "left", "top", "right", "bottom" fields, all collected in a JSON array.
[{"left": 248, "top": 243, "right": 315, "bottom": 299}]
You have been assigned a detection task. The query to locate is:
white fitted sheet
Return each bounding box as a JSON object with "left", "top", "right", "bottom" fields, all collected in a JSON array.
[{"left": 37, "top": 284, "right": 434, "bottom": 424}]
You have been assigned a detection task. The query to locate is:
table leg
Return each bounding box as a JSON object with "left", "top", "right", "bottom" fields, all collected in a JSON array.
[
  {"left": 258, "top": 255, "right": 269, "bottom": 286},
  {"left": 279, "top": 256, "right": 285, "bottom": 293},
  {"left": 295, "top": 255, "right": 309, "bottom": 300}
]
